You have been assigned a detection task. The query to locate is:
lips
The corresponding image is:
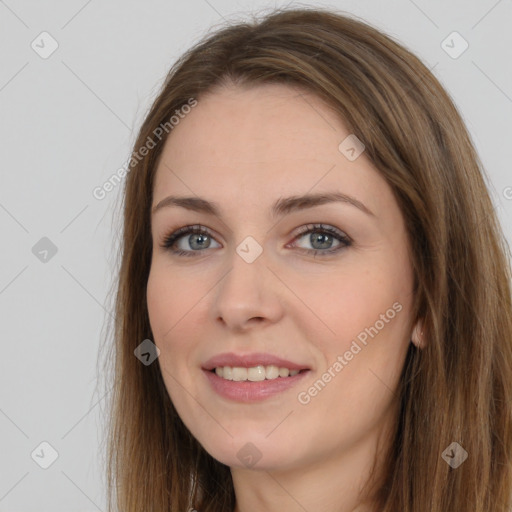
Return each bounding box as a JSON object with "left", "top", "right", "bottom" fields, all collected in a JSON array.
[
  {"left": 202, "top": 352, "right": 310, "bottom": 372},
  {"left": 201, "top": 352, "right": 312, "bottom": 402}
]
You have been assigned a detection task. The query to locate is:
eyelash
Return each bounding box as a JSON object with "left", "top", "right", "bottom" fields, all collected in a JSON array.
[{"left": 160, "top": 223, "right": 352, "bottom": 258}]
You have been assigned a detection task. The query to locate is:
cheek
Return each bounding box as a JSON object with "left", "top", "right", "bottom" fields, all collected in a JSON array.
[
  {"left": 146, "top": 262, "right": 211, "bottom": 382},
  {"left": 296, "top": 262, "right": 402, "bottom": 345},
  {"left": 146, "top": 267, "right": 195, "bottom": 410},
  {"left": 282, "top": 266, "right": 410, "bottom": 465},
  {"left": 293, "top": 258, "right": 411, "bottom": 399},
  {"left": 146, "top": 265, "right": 192, "bottom": 375},
  {"left": 147, "top": 267, "right": 172, "bottom": 339},
  {"left": 146, "top": 262, "right": 199, "bottom": 338}
]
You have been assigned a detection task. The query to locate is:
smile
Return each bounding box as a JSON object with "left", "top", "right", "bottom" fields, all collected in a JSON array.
[
  {"left": 203, "top": 368, "right": 310, "bottom": 402},
  {"left": 213, "top": 365, "right": 301, "bottom": 381}
]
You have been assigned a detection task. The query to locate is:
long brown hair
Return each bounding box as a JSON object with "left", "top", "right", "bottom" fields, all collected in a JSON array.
[{"left": 97, "top": 6, "right": 512, "bottom": 511}]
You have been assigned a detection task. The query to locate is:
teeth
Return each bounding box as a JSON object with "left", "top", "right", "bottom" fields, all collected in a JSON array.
[
  {"left": 247, "top": 366, "right": 266, "bottom": 382},
  {"left": 213, "top": 365, "right": 301, "bottom": 381},
  {"left": 279, "top": 367, "right": 290, "bottom": 377},
  {"left": 233, "top": 367, "right": 247, "bottom": 381},
  {"left": 265, "top": 365, "right": 280, "bottom": 379}
]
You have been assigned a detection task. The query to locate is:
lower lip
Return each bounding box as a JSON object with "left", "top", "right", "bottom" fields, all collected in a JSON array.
[{"left": 203, "top": 369, "right": 310, "bottom": 403}]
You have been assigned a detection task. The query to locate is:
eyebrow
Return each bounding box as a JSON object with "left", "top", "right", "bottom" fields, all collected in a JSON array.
[{"left": 151, "top": 191, "right": 375, "bottom": 218}]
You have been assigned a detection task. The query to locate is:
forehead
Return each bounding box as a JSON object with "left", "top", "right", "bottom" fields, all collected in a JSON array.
[{"left": 153, "top": 83, "right": 389, "bottom": 213}]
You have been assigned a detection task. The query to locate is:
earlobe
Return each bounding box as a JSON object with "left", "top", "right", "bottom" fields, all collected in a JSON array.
[{"left": 411, "top": 321, "right": 425, "bottom": 349}]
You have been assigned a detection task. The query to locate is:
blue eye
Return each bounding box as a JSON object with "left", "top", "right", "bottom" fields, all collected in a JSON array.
[
  {"left": 161, "top": 225, "right": 220, "bottom": 257},
  {"left": 291, "top": 223, "right": 352, "bottom": 255},
  {"left": 160, "top": 223, "right": 351, "bottom": 258}
]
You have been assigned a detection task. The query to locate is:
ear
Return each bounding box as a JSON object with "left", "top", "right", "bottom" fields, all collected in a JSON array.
[{"left": 411, "top": 320, "right": 426, "bottom": 349}]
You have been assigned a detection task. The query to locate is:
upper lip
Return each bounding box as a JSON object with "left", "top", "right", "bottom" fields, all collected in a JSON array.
[{"left": 202, "top": 352, "right": 310, "bottom": 371}]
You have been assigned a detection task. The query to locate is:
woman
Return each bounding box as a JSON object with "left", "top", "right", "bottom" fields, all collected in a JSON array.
[{"left": 100, "top": 6, "right": 512, "bottom": 511}]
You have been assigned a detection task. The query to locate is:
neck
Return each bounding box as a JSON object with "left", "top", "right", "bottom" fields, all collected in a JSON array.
[{"left": 230, "top": 412, "right": 395, "bottom": 512}]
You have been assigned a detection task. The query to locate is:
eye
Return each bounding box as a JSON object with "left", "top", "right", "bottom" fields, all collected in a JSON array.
[
  {"left": 160, "top": 223, "right": 352, "bottom": 257},
  {"left": 289, "top": 223, "right": 352, "bottom": 256},
  {"left": 160, "top": 225, "right": 220, "bottom": 257}
]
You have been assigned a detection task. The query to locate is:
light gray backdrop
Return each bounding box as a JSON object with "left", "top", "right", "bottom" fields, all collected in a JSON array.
[{"left": 1, "top": 0, "right": 511, "bottom": 510}]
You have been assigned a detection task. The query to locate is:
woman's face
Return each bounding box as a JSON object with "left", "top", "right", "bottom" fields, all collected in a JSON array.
[{"left": 147, "top": 83, "right": 416, "bottom": 472}]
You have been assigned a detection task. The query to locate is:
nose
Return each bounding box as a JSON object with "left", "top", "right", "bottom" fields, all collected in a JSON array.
[{"left": 211, "top": 243, "right": 284, "bottom": 332}]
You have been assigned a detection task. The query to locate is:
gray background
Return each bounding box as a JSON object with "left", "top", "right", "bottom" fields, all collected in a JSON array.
[{"left": 1, "top": 0, "right": 511, "bottom": 510}]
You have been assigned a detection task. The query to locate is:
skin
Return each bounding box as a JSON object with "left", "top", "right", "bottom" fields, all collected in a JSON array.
[{"left": 146, "top": 82, "right": 422, "bottom": 512}]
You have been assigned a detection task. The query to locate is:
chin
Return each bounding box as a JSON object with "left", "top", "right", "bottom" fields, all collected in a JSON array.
[{"left": 196, "top": 430, "right": 302, "bottom": 471}]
